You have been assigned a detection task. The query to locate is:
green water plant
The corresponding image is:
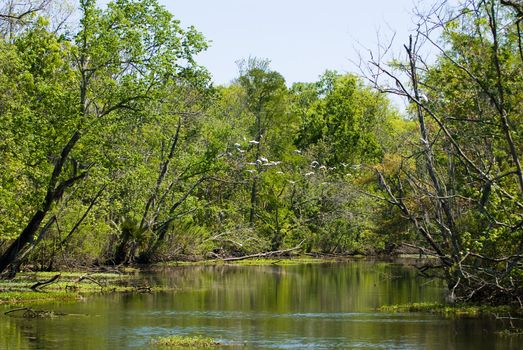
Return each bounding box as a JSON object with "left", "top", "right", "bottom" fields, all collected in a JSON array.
[
  {"left": 378, "top": 302, "right": 522, "bottom": 317},
  {"left": 152, "top": 335, "right": 221, "bottom": 348}
]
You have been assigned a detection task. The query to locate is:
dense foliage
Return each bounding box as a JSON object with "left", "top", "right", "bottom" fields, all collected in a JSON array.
[{"left": 0, "top": 0, "right": 521, "bottom": 305}]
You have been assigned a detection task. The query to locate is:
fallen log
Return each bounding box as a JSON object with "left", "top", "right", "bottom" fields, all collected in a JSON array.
[
  {"left": 222, "top": 240, "right": 305, "bottom": 262},
  {"left": 4, "top": 307, "right": 30, "bottom": 316},
  {"left": 76, "top": 274, "right": 106, "bottom": 290},
  {"left": 5, "top": 307, "right": 66, "bottom": 318},
  {"left": 30, "top": 274, "right": 61, "bottom": 291}
]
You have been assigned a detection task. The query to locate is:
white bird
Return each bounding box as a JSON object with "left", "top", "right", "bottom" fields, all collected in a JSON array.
[
  {"left": 245, "top": 169, "right": 256, "bottom": 173},
  {"left": 419, "top": 93, "right": 428, "bottom": 103},
  {"left": 249, "top": 140, "right": 260, "bottom": 145},
  {"left": 246, "top": 162, "right": 257, "bottom": 166},
  {"left": 260, "top": 157, "right": 268, "bottom": 163},
  {"left": 276, "top": 171, "right": 284, "bottom": 174},
  {"left": 294, "top": 149, "right": 302, "bottom": 154},
  {"left": 310, "top": 161, "right": 319, "bottom": 168},
  {"left": 329, "top": 167, "right": 336, "bottom": 171},
  {"left": 319, "top": 165, "right": 327, "bottom": 170},
  {"left": 288, "top": 180, "right": 296, "bottom": 184},
  {"left": 234, "top": 143, "right": 241, "bottom": 148},
  {"left": 305, "top": 172, "right": 315, "bottom": 176}
]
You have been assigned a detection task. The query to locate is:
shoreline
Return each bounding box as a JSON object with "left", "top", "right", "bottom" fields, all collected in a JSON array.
[{"left": 0, "top": 257, "right": 520, "bottom": 317}]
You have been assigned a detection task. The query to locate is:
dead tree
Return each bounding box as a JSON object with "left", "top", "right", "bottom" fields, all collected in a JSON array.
[{"left": 362, "top": 0, "right": 523, "bottom": 305}]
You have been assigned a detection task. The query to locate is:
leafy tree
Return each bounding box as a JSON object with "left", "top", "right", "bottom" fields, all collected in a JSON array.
[
  {"left": 294, "top": 72, "right": 387, "bottom": 167},
  {"left": 290, "top": 72, "right": 404, "bottom": 253},
  {"left": 0, "top": 0, "right": 208, "bottom": 275}
]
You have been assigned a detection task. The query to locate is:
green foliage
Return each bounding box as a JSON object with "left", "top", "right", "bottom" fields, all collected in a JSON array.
[
  {"left": 152, "top": 335, "right": 220, "bottom": 347},
  {"left": 0, "top": 22, "right": 76, "bottom": 241},
  {"left": 0, "top": 0, "right": 212, "bottom": 268},
  {"left": 0, "top": 0, "right": 417, "bottom": 272},
  {"left": 293, "top": 72, "right": 392, "bottom": 166}
]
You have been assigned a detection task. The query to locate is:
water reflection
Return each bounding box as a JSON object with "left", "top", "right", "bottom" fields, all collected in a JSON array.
[{"left": 0, "top": 260, "right": 520, "bottom": 349}]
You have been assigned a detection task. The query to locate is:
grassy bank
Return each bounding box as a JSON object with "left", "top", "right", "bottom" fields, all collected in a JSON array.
[
  {"left": 378, "top": 302, "right": 523, "bottom": 317},
  {"left": 0, "top": 257, "right": 361, "bottom": 304},
  {"left": 0, "top": 270, "right": 159, "bottom": 305}
]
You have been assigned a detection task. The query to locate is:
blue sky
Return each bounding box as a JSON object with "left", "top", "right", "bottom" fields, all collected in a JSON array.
[{"left": 160, "top": 0, "right": 422, "bottom": 86}]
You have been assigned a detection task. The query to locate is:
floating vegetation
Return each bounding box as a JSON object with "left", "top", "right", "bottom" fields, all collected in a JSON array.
[
  {"left": 152, "top": 335, "right": 221, "bottom": 348},
  {"left": 378, "top": 302, "right": 522, "bottom": 317}
]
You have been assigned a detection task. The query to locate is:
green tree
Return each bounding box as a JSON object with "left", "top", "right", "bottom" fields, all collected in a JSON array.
[
  {"left": 0, "top": 0, "right": 207, "bottom": 275},
  {"left": 290, "top": 72, "right": 403, "bottom": 253}
]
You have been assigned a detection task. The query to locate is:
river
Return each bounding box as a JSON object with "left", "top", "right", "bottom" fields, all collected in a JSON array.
[{"left": 0, "top": 260, "right": 520, "bottom": 349}]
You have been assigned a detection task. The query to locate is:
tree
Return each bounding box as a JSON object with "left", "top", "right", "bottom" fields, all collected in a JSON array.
[
  {"left": 109, "top": 77, "right": 220, "bottom": 264},
  {"left": 0, "top": 0, "right": 207, "bottom": 275},
  {"left": 294, "top": 72, "right": 391, "bottom": 168},
  {"left": 366, "top": 0, "right": 523, "bottom": 304},
  {"left": 290, "top": 72, "right": 404, "bottom": 254},
  {"left": 236, "top": 58, "right": 290, "bottom": 227}
]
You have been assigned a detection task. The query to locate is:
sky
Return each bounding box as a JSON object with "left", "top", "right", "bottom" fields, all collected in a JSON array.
[{"left": 160, "top": 0, "right": 424, "bottom": 86}]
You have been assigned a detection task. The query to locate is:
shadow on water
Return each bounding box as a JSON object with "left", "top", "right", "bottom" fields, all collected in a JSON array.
[{"left": 1, "top": 260, "right": 521, "bottom": 349}]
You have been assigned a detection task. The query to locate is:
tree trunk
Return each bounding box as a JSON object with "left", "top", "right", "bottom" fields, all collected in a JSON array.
[
  {"left": 0, "top": 131, "right": 82, "bottom": 275},
  {"left": 0, "top": 210, "right": 47, "bottom": 274}
]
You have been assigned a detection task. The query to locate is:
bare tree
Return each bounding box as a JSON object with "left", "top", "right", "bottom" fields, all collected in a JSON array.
[
  {"left": 0, "top": 0, "right": 74, "bottom": 40},
  {"left": 362, "top": 0, "right": 523, "bottom": 305}
]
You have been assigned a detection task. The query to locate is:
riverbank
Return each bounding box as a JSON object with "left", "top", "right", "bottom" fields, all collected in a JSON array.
[
  {"left": 154, "top": 253, "right": 432, "bottom": 267},
  {"left": 1, "top": 257, "right": 520, "bottom": 319},
  {"left": 0, "top": 257, "right": 339, "bottom": 304},
  {"left": 379, "top": 302, "right": 523, "bottom": 317},
  {"left": 0, "top": 270, "right": 162, "bottom": 305}
]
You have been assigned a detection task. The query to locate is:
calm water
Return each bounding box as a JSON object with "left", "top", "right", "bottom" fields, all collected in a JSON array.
[{"left": 0, "top": 260, "right": 521, "bottom": 349}]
